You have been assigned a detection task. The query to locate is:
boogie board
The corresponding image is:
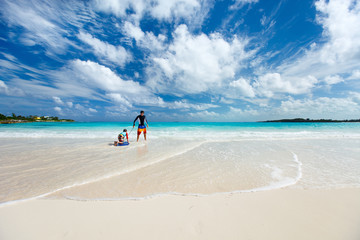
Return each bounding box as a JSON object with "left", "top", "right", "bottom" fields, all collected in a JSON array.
[{"left": 117, "top": 142, "right": 129, "bottom": 146}]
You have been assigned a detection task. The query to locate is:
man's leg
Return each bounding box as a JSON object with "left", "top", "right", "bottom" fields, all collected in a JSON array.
[
  {"left": 137, "top": 130, "right": 140, "bottom": 142},
  {"left": 144, "top": 133, "right": 146, "bottom": 140}
]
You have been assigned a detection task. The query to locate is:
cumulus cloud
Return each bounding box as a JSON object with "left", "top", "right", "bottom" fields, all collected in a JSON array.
[
  {"left": 123, "top": 22, "right": 145, "bottom": 41},
  {"left": 0, "top": 80, "right": 9, "bottom": 94},
  {"left": 1, "top": 0, "right": 359, "bottom": 120},
  {"left": 53, "top": 59, "right": 165, "bottom": 108},
  {"left": 54, "top": 106, "right": 62, "bottom": 114},
  {"left": 188, "top": 110, "right": 219, "bottom": 119},
  {"left": 92, "top": 0, "right": 202, "bottom": 23},
  {"left": 150, "top": 0, "right": 201, "bottom": 21},
  {"left": 315, "top": 0, "right": 360, "bottom": 64},
  {"left": 348, "top": 70, "right": 360, "bottom": 80},
  {"left": 279, "top": 96, "right": 360, "bottom": 119},
  {"left": 0, "top": 79, "right": 25, "bottom": 96},
  {"left": 169, "top": 100, "right": 219, "bottom": 111},
  {"left": 77, "top": 32, "right": 131, "bottom": 66},
  {"left": 123, "top": 22, "right": 167, "bottom": 51},
  {"left": 66, "top": 102, "right": 73, "bottom": 108},
  {"left": 106, "top": 93, "right": 133, "bottom": 108},
  {"left": 146, "top": 24, "right": 253, "bottom": 94},
  {"left": 53, "top": 96, "right": 64, "bottom": 105},
  {"left": 88, "top": 108, "right": 97, "bottom": 113},
  {"left": 275, "top": 0, "right": 360, "bottom": 82},
  {"left": 71, "top": 103, "right": 99, "bottom": 116},
  {"left": 323, "top": 75, "right": 344, "bottom": 85},
  {"left": 255, "top": 73, "right": 318, "bottom": 97},
  {"left": 229, "top": 78, "right": 255, "bottom": 98},
  {"left": 228, "top": 106, "right": 259, "bottom": 117}
]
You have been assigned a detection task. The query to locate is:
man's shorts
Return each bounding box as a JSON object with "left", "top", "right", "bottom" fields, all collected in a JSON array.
[{"left": 137, "top": 125, "right": 147, "bottom": 134}]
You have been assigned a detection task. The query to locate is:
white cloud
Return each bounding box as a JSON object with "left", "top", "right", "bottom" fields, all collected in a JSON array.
[
  {"left": 0, "top": 0, "right": 90, "bottom": 55},
  {"left": 255, "top": 73, "right": 318, "bottom": 97},
  {"left": 260, "top": 15, "right": 266, "bottom": 26},
  {"left": 229, "top": 78, "right": 255, "bottom": 98},
  {"left": 66, "top": 60, "right": 147, "bottom": 94},
  {"left": 53, "top": 60, "right": 164, "bottom": 108},
  {"left": 53, "top": 96, "right": 64, "bottom": 105},
  {"left": 66, "top": 102, "right": 73, "bottom": 108},
  {"left": 54, "top": 106, "right": 62, "bottom": 114},
  {"left": 188, "top": 110, "right": 219, "bottom": 119},
  {"left": 323, "top": 75, "right": 344, "bottom": 85},
  {"left": 228, "top": 106, "right": 259, "bottom": 116},
  {"left": 229, "top": 0, "right": 259, "bottom": 10},
  {"left": 0, "top": 79, "right": 25, "bottom": 96},
  {"left": 0, "top": 80, "right": 9, "bottom": 94},
  {"left": 149, "top": 0, "right": 200, "bottom": 21},
  {"left": 75, "top": 104, "right": 84, "bottom": 110},
  {"left": 146, "top": 24, "right": 253, "bottom": 94},
  {"left": 279, "top": 96, "right": 360, "bottom": 119},
  {"left": 169, "top": 100, "right": 219, "bottom": 110},
  {"left": 349, "top": 92, "right": 360, "bottom": 104},
  {"left": 77, "top": 32, "right": 131, "bottom": 66},
  {"left": 275, "top": 0, "right": 360, "bottom": 82},
  {"left": 71, "top": 103, "right": 99, "bottom": 116},
  {"left": 315, "top": 0, "right": 360, "bottom": 64},
  {"left": 106, "top": 93, "right": 133, "bottom": 108},
  {"left": 123, "top": 22, "right": 167, "bottom": 51},
  {"left": 92, "top": 0, "right": 203, "bottom": 23},
  {"left": 123, "top": 22, "right": 145, "bottom": 41},
  {"left": 91, "top": 0, "right": 146, "bottom": 19},
  {"left": 219, "top": 97, "right": 235, "bottom": 104},
  {"left": 348, "top": 70, "right": 360, "bottom": 80}
]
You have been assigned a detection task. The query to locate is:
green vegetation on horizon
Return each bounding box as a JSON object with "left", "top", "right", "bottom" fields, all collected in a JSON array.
[
  {"left": 262, "top": 118, "right": 360, "bottom": 123},
  {"left": 0, "top": 113, "right": 74, "bottom": 124}
]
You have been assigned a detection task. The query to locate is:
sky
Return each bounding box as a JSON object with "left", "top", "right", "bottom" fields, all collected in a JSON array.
[{"left": 0, "top": 0, "right": 359, "bottom": 122}]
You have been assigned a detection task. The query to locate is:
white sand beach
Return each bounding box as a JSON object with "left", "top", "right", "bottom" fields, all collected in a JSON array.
[
  {"left": 1, "top": 123, "right": 360, "bottom": 240},
  {"left": 1, "top": 188, "right": 360, "bottom": 240}
]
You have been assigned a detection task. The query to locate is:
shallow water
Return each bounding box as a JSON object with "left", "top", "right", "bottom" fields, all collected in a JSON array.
[{"left": 0, "top": 122, "right": 359, "bottom": 204}]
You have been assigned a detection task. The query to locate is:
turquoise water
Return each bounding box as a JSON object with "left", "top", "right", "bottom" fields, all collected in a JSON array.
[
  {"left": 1, "top": 121, "right": 360, "bottom": 204},
  {"left": 1, "top": 122, "right": 360, "bottom": 139}
]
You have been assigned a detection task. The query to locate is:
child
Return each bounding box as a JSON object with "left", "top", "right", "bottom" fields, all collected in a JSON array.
[{"left": 114, "top": 129, "right": 129, "bottom": 146}]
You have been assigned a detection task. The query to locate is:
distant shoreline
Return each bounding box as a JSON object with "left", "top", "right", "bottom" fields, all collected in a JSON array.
[
  {"left": 0, "top": 120, "right": 75, "bottom": 124},
  {"left": 0, "top": 113, "right": 74, "bottom": 124},
  {"left": 261, "top": 118, "right": 360, "bottom": 123}
]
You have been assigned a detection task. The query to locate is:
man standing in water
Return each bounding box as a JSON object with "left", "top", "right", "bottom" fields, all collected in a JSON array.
[{"left": 133, "top": 110, "right": 149, "bottom": 142}]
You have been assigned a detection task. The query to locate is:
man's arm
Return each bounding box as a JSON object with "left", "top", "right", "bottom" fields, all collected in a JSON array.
[
  {"left": 145, "top": 116, "right": 149, "bottom": 127},
  {"left": 133, "top": 115, "right": 139, "bottom": 126}
]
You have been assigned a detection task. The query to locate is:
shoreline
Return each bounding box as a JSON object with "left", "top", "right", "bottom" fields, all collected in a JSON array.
[
  {"left": 1, "top": 188, "right": 359, "bottom": 240},
  {"left": 0, "top": 120, "right": 75, "bottom": 124}
]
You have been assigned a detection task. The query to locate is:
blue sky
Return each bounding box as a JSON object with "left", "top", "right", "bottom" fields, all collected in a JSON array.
[{"left": 0, "top": 0, "right": 359, "bottom": 121}]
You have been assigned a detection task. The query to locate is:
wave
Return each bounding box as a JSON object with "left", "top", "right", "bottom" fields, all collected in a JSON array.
[{"left": 1, "top": 129, "right": 360, "bottom": 139}]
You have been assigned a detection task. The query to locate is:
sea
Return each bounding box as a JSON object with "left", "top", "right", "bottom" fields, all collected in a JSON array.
[{"left": 0, "top": 122, "right": 360, "bottom": 205}]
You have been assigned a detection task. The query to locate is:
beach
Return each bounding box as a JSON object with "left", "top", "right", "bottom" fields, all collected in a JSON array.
[
  {"left": 0, "top": 122, "right": 360, "bottom": 239},
  {"left": 1, "top": 189, "right": 360, "bottom": 240}
]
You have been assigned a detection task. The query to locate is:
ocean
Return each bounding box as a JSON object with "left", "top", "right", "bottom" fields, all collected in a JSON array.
[{"left": 1, "top": 122, "right": 360, "bottom": 205}]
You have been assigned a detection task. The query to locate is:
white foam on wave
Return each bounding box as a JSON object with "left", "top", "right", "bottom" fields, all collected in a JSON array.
[{"left": 1, "top": 128, "right": 360, "bottom": 140}]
